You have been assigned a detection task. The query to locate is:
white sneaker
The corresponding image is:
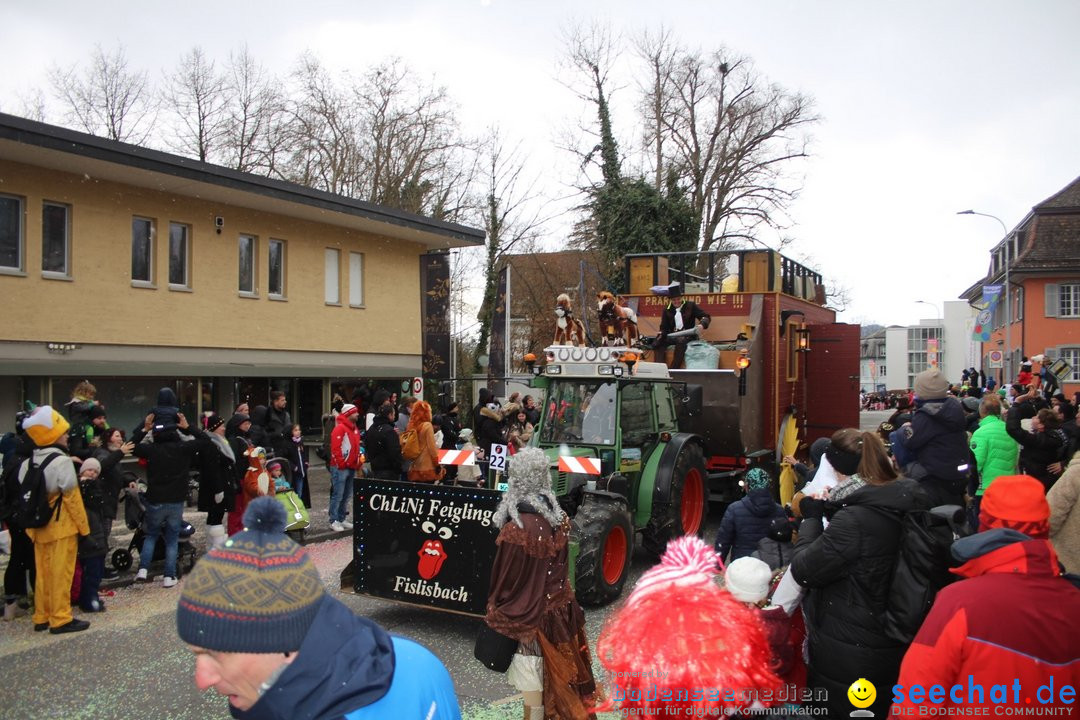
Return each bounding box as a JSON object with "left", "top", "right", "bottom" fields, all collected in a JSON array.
[
  {"left": 341, "top": 520, "right": 354, "bottom": 530},
  {"left": 330, "top": 521, "right": 345, "bottom": 532},
  {"left": 162, "top": 576, "right": 178, "bottom": 588},
  {"left": 134, "top": 568, "right": 149, "bottom": 583}
]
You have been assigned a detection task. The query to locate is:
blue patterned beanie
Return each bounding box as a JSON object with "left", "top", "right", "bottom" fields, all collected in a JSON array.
[
  {"left": 177, "top": 498, "right": 325, "bottom": 652},
  {"left": 745, "top": 467, "right": 771, "bottom": 492}
]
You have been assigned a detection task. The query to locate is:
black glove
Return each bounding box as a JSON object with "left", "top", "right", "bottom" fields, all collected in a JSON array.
[{"left": 800, "top": 496, "right": 826, "bottom": 520}]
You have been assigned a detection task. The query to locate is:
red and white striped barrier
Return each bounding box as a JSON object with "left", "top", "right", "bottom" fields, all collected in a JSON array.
[
  {"left": 558, "top": 456, "right": 601, "bottom": 475},
  {"left": 438, "top": 449, "right": 476, "bottom": 466}
]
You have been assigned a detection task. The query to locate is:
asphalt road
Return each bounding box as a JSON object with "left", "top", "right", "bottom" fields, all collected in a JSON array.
[
  {"left": 1, "top": 414, "right": 889, "bottom": 719},
  {"left": 0, "top": 462, "right": 706, "bottom": 720}
]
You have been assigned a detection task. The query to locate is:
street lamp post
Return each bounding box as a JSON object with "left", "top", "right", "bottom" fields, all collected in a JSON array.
[
  {"left": 958, "top": 210, "right": 1011, "bottom": 383},
  {"left": 915, "top": 300, "right": 942, "bottom": 321}
]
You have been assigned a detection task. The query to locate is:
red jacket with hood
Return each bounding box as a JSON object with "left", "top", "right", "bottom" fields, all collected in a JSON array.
[
  {"left": 892, "top": 531, "right": 1080, "bottom": 712},
  {"left": 330, "top": 413, "right": 362, "bottom": 471}
]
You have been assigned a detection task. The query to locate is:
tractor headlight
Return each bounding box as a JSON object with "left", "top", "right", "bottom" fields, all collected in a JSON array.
[
  {"left": 613, "top": 366, "right": 625, "bottom": 377},
  {"left": 546, "top": 365, "right": 562, "bottom": 375},
  {"left": 598, "top": 365, "right": 614, "bottom": 375}
]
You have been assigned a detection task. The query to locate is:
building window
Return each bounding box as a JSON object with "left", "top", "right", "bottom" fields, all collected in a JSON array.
[
  {"left": 1058, "top": 284, "right": 1080, "bottom": 318},
  {"left": 169, "top": 222, "right": 190, "bottom": 288},
  {"left": 325, "top": 248, "right": 340, "bottom": 305},
  {"left": 1058, "top": 348, "right": 1080, "bottom": 382},
  {"left": 907, "top": 326, "right": 943, "bottom": 389},
  {"left": 238, "top": 234, "right": 256, "bottom": 295},
  {"left": 131, "top": 216, "right": 155, "bottom": 284},
  {"left": 0, "top": 194, "right": 24, "bottom": 272},
  {"left": 269, "top": 239, "right": 285, "bottom": 298},
  {"left": 41, "top": 202, "right": 70, "bottom": 277},
  {"left": 349, "top": 252, "right": 364, "bottom": 307}
]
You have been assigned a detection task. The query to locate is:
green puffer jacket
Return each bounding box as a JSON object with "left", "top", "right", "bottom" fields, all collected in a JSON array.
[{"left": 970, "top": 414, "right": 1019, "bottom": 495}]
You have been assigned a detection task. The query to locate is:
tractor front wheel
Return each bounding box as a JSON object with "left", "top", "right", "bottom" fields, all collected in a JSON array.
[
  {"left": 573, "top": 499, "right": 633, "bottom": 606},
  {"left": 642, "top": 442, "right": 707, "bottom": 557}
]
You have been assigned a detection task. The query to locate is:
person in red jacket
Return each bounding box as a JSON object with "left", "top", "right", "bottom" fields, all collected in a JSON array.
[
  {"left": 328, "top": 403, "right": 361, "bottom": 532},
  {"left": 892, "top": 474, "right": 1080, "bottom": 714}
]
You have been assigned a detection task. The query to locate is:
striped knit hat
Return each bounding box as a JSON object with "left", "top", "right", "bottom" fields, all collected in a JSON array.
[
  {"left": 177, "top": 498, "right": 325, "bottom": 652},
  {"left": 626, "top": 535, "right": 723, "bottom": 606}
]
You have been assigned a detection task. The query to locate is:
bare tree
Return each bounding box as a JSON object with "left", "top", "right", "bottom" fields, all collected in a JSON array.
[
  {"left": 633, "top": 26, "right": 678, "bottom": 190},
  {"left": 286, "top": 53, "right": 362, "bottom": 195},
  {"left": 16, "top": 88, "right": 48, "bottom": 122},
  {"left": 474, "top": 128, "right": 549, "bottom": 367},
  {"left": 559, "top": 22, "right": 623, "bottom": 188},
  {"left": 48, "top": 44, "right": 156, "bottom": 143},
  {"left": 222, "top": 46, "right": 290, "bottom": 176},
  {"left": 352, "top": 59, "right": 468, "bottom": 218},
  {"left": 161, "top": 47, "right": 228, "bottom": 162},
  {"left": 650, "top": 46, "right": 817, "bottom": 252}
]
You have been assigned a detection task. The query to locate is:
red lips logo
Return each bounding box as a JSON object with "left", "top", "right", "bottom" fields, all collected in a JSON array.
[{"left": 417, "top": 539, "right": 448, "bottom": 579}]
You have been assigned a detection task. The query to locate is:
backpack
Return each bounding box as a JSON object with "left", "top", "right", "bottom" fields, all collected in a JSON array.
[
  {"left": 14, "top": 453, "right": 63, "bottom": 529},
  {"left": 882, "top": 504, "right": 967, "bottom": 644},
  {"left": 400, "top": 427, "right": 422, "bottom": 461}
]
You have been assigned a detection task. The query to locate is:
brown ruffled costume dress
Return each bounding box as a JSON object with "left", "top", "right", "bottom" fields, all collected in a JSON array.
[{"left": 485, "top": 512, "right": 597, "bottom": 720}]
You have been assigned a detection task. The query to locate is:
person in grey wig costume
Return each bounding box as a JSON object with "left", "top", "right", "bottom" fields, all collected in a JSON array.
[
  {"left": 491, "top": 448, "right": 566, "bottom": 530},
  {"left": 484, "top": 447, "right": 597, "bottom": 719}
]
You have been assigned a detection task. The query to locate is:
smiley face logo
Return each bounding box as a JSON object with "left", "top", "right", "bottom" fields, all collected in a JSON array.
[{"left": 847, "top": 678, "right": 876, "bottom": 713}]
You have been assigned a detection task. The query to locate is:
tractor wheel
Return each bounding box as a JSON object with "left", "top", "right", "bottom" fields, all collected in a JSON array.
[
  {"left": 641, "top": 443, "right": 707, "bottom": 557},
  {"left": 573, "top": 499, "right": 633, "bottom": 606}
]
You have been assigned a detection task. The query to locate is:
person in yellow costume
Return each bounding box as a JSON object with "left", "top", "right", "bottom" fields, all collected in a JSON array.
[{"left": 19, "top": 405, "right": 91, "bottom": 634}]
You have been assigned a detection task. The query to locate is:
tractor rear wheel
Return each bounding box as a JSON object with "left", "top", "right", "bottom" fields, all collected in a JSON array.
[
  {"left": 642, "top": 442, "right": 707, "bottom": 557},
  {"left": 573, "top": 499, "right": 633, "bottom": 606}
]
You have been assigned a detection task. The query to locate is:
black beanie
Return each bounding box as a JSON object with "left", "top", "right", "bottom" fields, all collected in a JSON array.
[{"left": 825, "top": 441, "right": 861, "bottom": 476}]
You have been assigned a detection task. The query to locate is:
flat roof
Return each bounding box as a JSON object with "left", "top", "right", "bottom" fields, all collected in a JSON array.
[{"left": 0, "top": 112, "right": 485, "bottom": 250}]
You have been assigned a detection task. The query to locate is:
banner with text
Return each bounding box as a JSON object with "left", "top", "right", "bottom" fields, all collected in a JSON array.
[
  {"left": 973, "top": 284, "right": 1003, "bottom": 342},
  {"left": 354, "top": 479, "right": 503, "bottom": 615}
]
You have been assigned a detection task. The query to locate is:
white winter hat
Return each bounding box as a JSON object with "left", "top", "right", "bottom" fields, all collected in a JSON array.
[{"left": 724, "top": 557, "right": 772, "bottom": 604}]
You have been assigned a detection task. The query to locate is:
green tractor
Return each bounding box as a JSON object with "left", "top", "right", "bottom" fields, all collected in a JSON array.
[{"left": 531, "top": 344, "right": 714, "bottom": 605}]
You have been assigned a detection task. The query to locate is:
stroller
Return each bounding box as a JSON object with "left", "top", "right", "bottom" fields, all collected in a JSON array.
[
  {"left": 110, "top": 480, "right": 198, "bottom": 576},
  {"left": 265, "top": 455, "right": 309, "bottom": 544}
]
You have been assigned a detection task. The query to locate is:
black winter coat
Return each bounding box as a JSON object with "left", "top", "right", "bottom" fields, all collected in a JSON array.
[
  {"left": 265, "top": 405, "right": 293, "bottom": 455},
  {"left": 132, "top": 427, "right": 203, "bottom": 505},
  {"left": 441, "top": 412, "right": 462, "bottom": 450},
  {"left": 790, "top": 478, "right": 926, "bottom": 719},
  {"left": 77, "top": 472, "right": 109, "bottom": 558},
  {"left": 903, "top": 398, "right": 969, "bottom": 482},
  {"left": 197, "top": 433, "right": 236, "bottom": 511},
  {"left": 714, "top": 489, "right": 786, "bottom": 562},
  {"left": 1006, "top": 404, "right": 1067, "bottom": 491},
  {"left": 476, "top": 406, "right": 506, "bottom": 454},
  {"left": 365, "top": 415, "right": 402, "bottom": 480},
  {"left": 90, "top": 447, "right": 126, "bottom": 522},
  {"left": 751, "top": 537, "right": 794, "bottom": 571}
]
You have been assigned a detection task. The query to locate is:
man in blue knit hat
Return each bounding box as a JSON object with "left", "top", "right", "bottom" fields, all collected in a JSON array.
[{"left": 177, "top": 497, "right": 461, "bottom": 719}]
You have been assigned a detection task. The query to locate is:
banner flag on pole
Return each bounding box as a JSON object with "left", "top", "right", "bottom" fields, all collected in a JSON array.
[{"left": 973, "top": 284, "right": 1003, "bottom": 342}]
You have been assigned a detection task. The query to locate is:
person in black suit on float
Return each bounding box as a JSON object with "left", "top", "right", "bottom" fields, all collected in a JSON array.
[{"left": 654, "top": 283, "right": 711, "bottom": 368}]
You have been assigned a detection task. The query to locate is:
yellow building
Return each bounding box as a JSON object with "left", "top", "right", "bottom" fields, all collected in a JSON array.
[{"left": 0, "top": 113, "right": 484, "bottom": 434}]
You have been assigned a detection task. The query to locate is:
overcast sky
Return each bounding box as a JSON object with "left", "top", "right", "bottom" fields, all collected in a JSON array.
[{"left": 3, "top": 0, "right": 1079, "bottom": 327}]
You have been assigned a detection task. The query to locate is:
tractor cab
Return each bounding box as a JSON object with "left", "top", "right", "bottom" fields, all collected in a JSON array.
[{"left": 528, "top": 345, "right": 707, "bottom": 604}]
